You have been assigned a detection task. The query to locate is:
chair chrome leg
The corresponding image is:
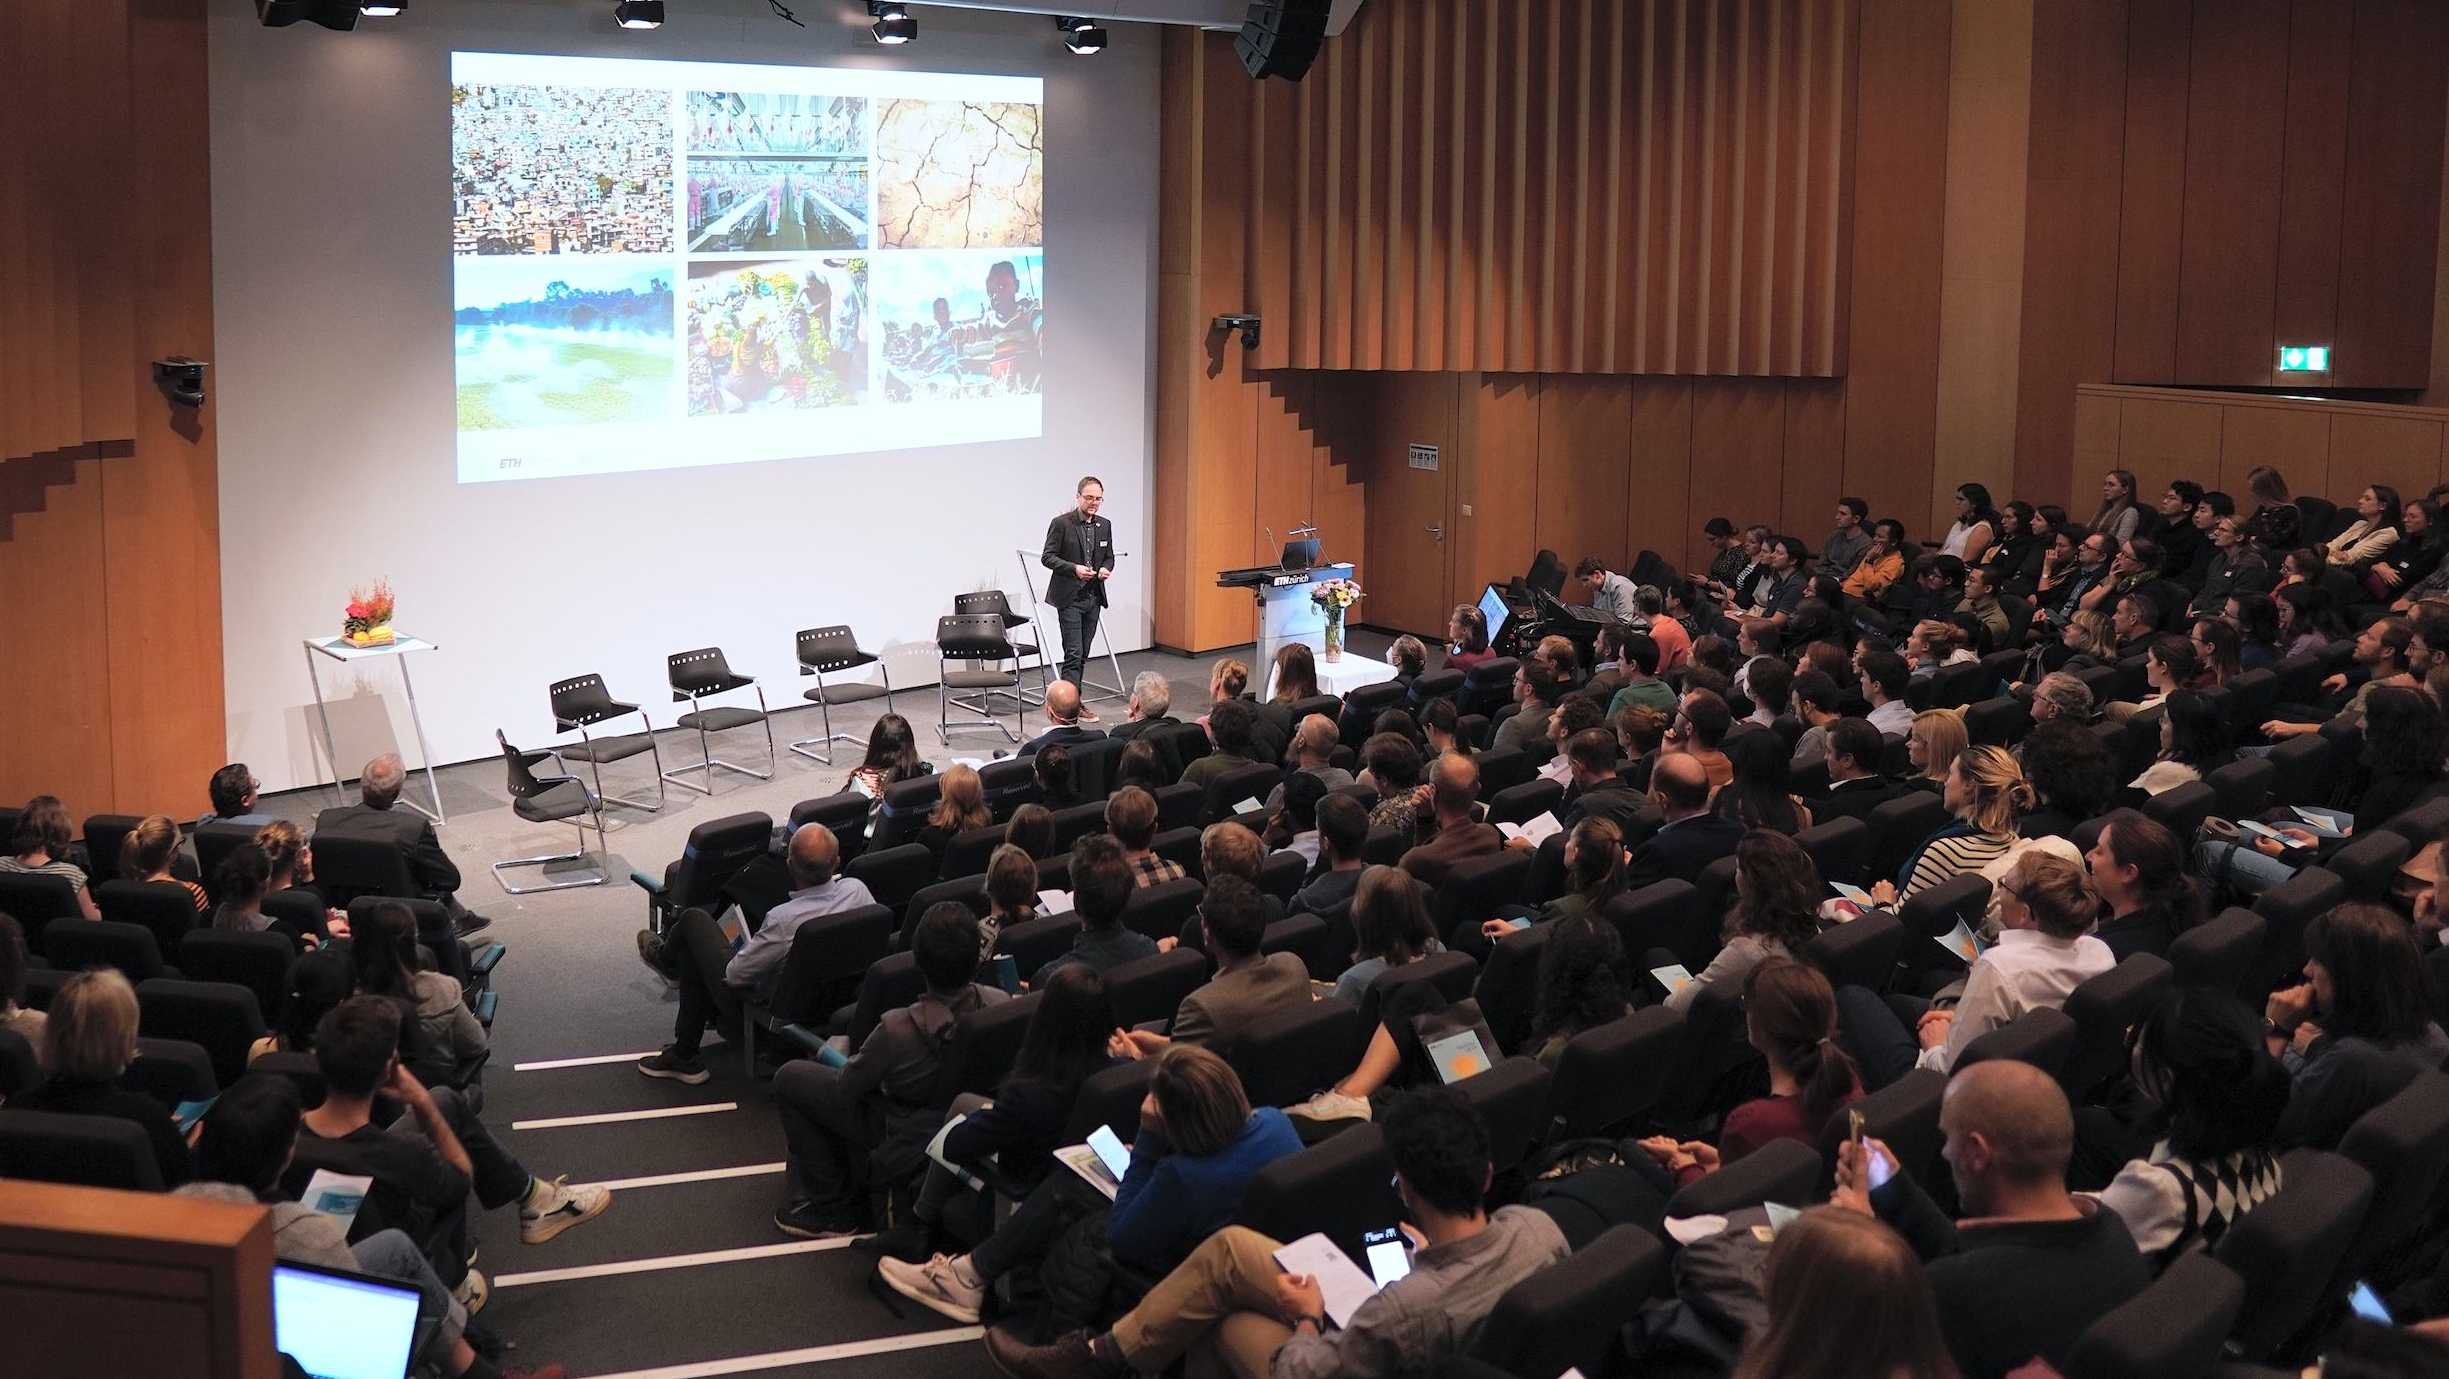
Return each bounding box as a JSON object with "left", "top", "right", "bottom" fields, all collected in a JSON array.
[
  {"left": 492, "top": 818, "right": 607, "bottom": 894},
  {"left": 789, "top": 671, "right": 868, "bottom": 764},
  {"left": 663, "top": 694, "right": 775, "bottom": 794}
]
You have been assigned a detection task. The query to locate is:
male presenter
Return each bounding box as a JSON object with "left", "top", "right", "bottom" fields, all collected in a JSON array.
[{"left": 1041, "top": 475, "right": 1115, "bottom": 704}]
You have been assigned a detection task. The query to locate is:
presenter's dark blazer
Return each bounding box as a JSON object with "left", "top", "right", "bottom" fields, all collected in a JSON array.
[
  {"left": 1042, "top": 511, "right": 1115, "bottom": 608},
  {"left": 313, "top": 803, "right": 461, "bottom": 898}
]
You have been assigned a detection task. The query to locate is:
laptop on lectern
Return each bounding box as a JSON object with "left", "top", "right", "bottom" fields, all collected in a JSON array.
[{"left": 1280, "top": 538, "right": 1321, "bottom": 572}]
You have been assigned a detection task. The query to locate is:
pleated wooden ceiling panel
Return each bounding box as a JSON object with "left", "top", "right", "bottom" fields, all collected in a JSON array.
[{"left": 1242, "top": 0, "right": 1856, "bottom": 377}]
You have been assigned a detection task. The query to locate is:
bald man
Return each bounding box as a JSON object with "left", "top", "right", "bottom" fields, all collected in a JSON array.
[
  {"left": 638, "top": 823, "right": 876, "bottom": 1084},
  {"left": 313, "top": 753, "right": 489, "bottom": 936},
  {"left": 1397, "top": 752, "right": 1504, "bottom": 888},
  {"left": 1835, "top": 1062, "right": 2148, "bottom": 1379},
  {"left": 1622, "top": 751, "right": 1742, "bottom": 890},
  {"left": 1019, "top": 679, "right": 1105, "bottom": 759}
]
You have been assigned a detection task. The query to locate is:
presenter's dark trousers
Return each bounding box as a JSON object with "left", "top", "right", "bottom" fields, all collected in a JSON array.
[{"left": 1057, "top": 597, "right": 1101, "bottom": 686}]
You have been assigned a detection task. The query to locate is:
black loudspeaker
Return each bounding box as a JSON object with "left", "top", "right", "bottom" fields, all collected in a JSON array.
[{"left": 1237, "top": 0, "right": 1331, "bottom": 81}]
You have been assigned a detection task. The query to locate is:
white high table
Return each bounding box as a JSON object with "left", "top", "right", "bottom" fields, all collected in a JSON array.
[
  {"left": 303, "top": 633, "right": 447, "bottom": 825},
  {"left": 1266, "top": 649, "right": 1398, "bottom": 699}
]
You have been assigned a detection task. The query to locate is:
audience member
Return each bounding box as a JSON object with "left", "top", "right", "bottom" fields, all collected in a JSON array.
[
  {"left": 2322, "top": 484, "right": 2404, "bottom": 568},
  {"left": 1121, "top": 875, "right": 1306, "bottom": 1053},
  {"left": 1713, "top": 728, "right": 1812, "bottom": 832},
  {"left": 1334, "top": 866, "right": 1443, "bottom": 1004},
  {"left": 1558, "top": 727, "right": 1643, "bottom": 833},
  {"left": 844, "top": 713, "right": 928, "bottom": 798},
  {"left": 1022, "top": 680, "right": 1105, "bottom": 758},
  {"left": 1292, "top": 794, "right": 1370, "bottom": 926},
  {"left": 983, "top": 1087, "right": 1566, "bottom": 1379},
  {"left": 1835, "top": 1060, "right": 2148, "bottom": 1379},
  {"left": 1866, "top": 746, "right": 2034, "bottom": 905},
  {"left": 1626, "top": 753, "right": 1743, "bottom": 888},
  {"left": 1114, "top": 739, "right": 1168, "bottom": 793},
  {"left": 1728, "top": 1208, "right": 1959, "bottom": 1379},
  {"left": 1444, "top": 604, "right": 1494, "bottom": 673},
  {"left": 1182, "top": 698, "right": 1260, "bottom": 793},
  {"left": 1268, "top": 714, "right": 1353, "bottom": 808},
  {"left": 917, "top": 763, "right": 991, "bottom": 874},
  {"left": 351, "top": 900, "right": 475, "bottom": 1090},
  {"left": 1640, "top": 583, "right": 1694, "bottom": 672},
  {"left": 3, "top": 794, "right": 99, "bottom": 919},
  {"left": 1666, "top": 688, "right": 1735, "bottom": 791},
  {"left": 1819, "top": 497, "right": 1874, "bottom": 578},
  {"left": 201, "top": 762, "right": 278, "bottom": 828},
  {"left": 1007, "top": 803, "right": 1059, "bottom": 860},
  {"left": 982, "top": 843, "right": 1041, "bottom": 951},
  {"left": 1037, "top": 835, "right": 1156, "bottom": 981},
  {"left": 1642, "top": 960, "right": 1861, "bottom": 1185},
  {"left": 1860, "top": 650, "right": 1914, "bottom": 739},
  {"left": 1665, "top": 831, "right": 1821, "bottom": 1014},
  {"left": 772, "top": 904, "right": 1008, "bottom": 1237},
  {"left": 637, "top": 823, "right": 877, "bottom": 1084},
  {"left": 1907, "top": 708, "right": 1968, "bottom": 792},
  {"left": 0, "top": 912, "right": 43, "bottom": 1065},
  {"left": 1104, "top": 786, "right": 1183, "bottom": 888},
  {"left": 14, "top": 968, "right": 190, "bottom": 1185},
  {"left": 1490, "top": 660, "right": 1560, "bottom": 755},
  {"left": 2082, "top": 810, "right": 2199, "bottom": 959},
  {"left": 1398, "top": 753, "right": 1503, "bottom": 887},
  {"left": 1033, "top": 745, "right": 1080, "bottom": 810},
  {"left": 315, "top": 755, "right": 490, "bottom": 937},
  {"left": 117, "top": 814, "right": 208, "bottom": 914},
  {"left": 1814, "top": 718, "right": 1906, "bottom": 824},
  {"left": 2270, "top": 903, "right": 2449, "bottom": 1148}
]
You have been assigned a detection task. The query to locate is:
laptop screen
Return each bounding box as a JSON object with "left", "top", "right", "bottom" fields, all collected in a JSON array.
[
  {"left": 273, "top": 1262, "right": 423, "bottom": 1379},
  {"left": 1478, "top": 584, "right": 1511, "bottom": 648}
]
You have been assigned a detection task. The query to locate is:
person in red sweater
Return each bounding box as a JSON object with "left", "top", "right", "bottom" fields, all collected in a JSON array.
[{"left": 1638, "top": 959, "right": 1862, "bottom": 1186}]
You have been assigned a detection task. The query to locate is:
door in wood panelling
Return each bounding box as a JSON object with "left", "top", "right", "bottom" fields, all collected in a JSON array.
[{"left": 1362, "top": 375, "right": 1461, "bottom": 637}]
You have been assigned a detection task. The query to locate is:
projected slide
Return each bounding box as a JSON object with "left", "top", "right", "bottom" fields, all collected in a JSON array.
[{"left": 449, "top": 52, "right": 1043, "bottom": 485}]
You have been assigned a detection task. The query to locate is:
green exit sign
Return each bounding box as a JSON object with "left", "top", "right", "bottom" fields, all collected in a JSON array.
[{"left": 2278, "top": 344, "right": 2332, "bottom": 373}]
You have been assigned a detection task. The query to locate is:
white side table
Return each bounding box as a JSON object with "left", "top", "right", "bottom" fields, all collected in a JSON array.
[{"left": 303, "top": 633, "right": 446, "bottom": 824}]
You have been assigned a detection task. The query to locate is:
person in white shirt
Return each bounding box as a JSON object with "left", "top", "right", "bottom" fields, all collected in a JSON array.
[
  {"left": 1859, "top": 648, "right": 1914, "bottom": 739},
  {"left": 1910, "top": 850, "right": 2113, "bottom": 1074}
]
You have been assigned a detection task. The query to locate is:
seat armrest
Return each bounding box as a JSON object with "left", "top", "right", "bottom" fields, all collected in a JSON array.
[
  {"left": 469, "top": 942, "right": 506, "bottom": 977},
  {"left": 472, "top": 989, "right": 498, "bottom": 1028},
  {"left": 776, "top": 1023, "right": 831, "bottom": 1056},
  {"left": 631, "top": 868, "right": 666, "bottom": 894}
]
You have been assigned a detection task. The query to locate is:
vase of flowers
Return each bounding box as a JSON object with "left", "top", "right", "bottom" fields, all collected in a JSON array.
[
  {"left": 342, "top": 578, "right": 396, "bottom": 649},
  {"left": 1310, "top": 578, "right": 1362, "bottom": 663}
]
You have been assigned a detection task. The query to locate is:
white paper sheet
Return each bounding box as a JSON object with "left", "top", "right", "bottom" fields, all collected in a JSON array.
[{"left": 1273, "top": 1231, "right": 1381, "bottom": 1328}]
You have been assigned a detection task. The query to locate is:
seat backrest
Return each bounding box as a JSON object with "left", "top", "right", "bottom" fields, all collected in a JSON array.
[
  {"left": 1050, "top": 801, "right": 1110, "bottom": 851},
  {"left": 308, "top": 834, "right": 421, "bottom": 906},
  {"left": 997, "top": 913, "right": 1084, "bottom": 980},
  {"left": 94, "top": 880, "right": 201, "bottom": 951},
  {"left": 250, "top": 1048, "right": 327, "bottom": 1108},
  {"left": 0, "top": 1108, "right": 164, "bottom": 1190},
  {"left": 1103, "top": 947, "right": 1213, "bottom": 1028},
  {"left": 2204, "top": 757, "right": 2274, "bottom": 822},
  {"left": 1259, "top": 914, "right": 1333, "bottom": 979},
  {"left": 667, "top": 811, "right": 775, "bottom": 911},
  {"left": 1204, "top": 763, "right": 1284, "bottom": 824},
  {"left": 848, "top": 952, "right": 926, "bottom": 1050},
  {"left": 1662, "top": 1138, "right": 1822, "bottom": 1220},
  {"left": 1256, "top": 850, "right": 1306, "bottom": 904},
  {"left": 2213, "top": 1148, "right": 2374, "bottom": 1360},
  {"left": 1149, "top": 723, "right": 1212, "bottom": 781},
  {"left": 1793, "top": 816, "right": 1870, "bottom": 888},
  {"left": 1067, "top": 738, "right": 1128, "bottom": 801},
  {"left": 1485, "top": 780, "right": 1562, "bottom": 828},
  {"left": 1063, "top": 1057, "right": 1158, "bottom": 1141},
  {"left": 1897, "top": 872, "right": 1992, "bottom": 941},
  {"left": 846, "top": 843, "right": 936, "bottom": 916},
  {"left": 79, "top": 814, "right": 144, "bottom": 884},
  {"left": 43, "top": 918, "right": 168, "bottom": 984},
  {"left": 126, "top": 1035, "right": 219, "bottom": 1106},
  {"left": 871, "top": 776, "right": 944, "bottom": 849},
  {"left": 1432, "top": 849, "right": 1533, "bottom": 933},
  {"left": 2328, "top": 829, "right": 2414, "bottom": 903},
  {"left": 2167, "top": 907, "right": 2265, "bottom": 997},
  {"left": 0, "top": 1027, "right": 40, "bottom": 1098},
  {"left": 549, "top": 671, "right": 637, "bottom": 729},
  {"left": 2265, "top": 733, "right": 2332, "bottom": 807},
  {"left": 191, "top": 822, "right": 264, "bottom": 904},
  {"left": 2249, "top": 865, "right": 2344, "bottom": 999},
  {"left": 1120, "top": 876, "right": 1204, "bottom": 945},
  {"left": 135, "top": 977, "right": 266, "bottom": 1087},
  {"left": 1471, "top": 1224, "right": 1667, "bottom": 1379},
  {"left": 789, "top": 792, "right": 873, "bottom": 859},
  {"left": 1360, "top": 825, "right": 1409, "bottom": 868},
  {"left": 938, "top": 992, "right": 1041, "bottom": 1100},
  {"left": 1474, "top": 747, "right": 1534, "bottom": 798},
  {"left": 1801, "top": 910, "right": 1906, "bottom": 994},
  {"left": 900, "top": 876, "right": 989, "bottom": 947},
  {"left": 795, "top": 624, "right": 870, "bottom": 672},
  {"left": 1222, "top": 997, "right": 1362, "bottom": 1108},
  {"left": 1866, "top": 792, "right": 1949, "bottom": 884},
  {"left": 1459, "top": 658, "right": 1521, "bottom": 716},
  {"left": 1550, "top": 1006, "right": 1683, "bottom": 1137},
  {"left": 1474, "top": 919, "right": 1556, "bottom": 1056},
  {"left": 1235, "top": 1121, "right": 1402, "bottom": 1261},
  {"left": 2063, "top": 1251, "right": 2246, "bottom": 1379},
  {"left": 1600, "top": 879, "right": 1699, "bottom": 963},
  {"left": 1338, "top": 681, "right": 1409, "bottom": 749},
  {"left": 1452, "top": 1056, "right": 1554, "bottom": 1177},
  {"left": 1952, "top": 1006, "right": 2079, "bottom": 1079},
  {"left": 1359, "top": 950, "right": 1480, "bottom": 1032},
  {"left": 2060, "top": 954, "right": 2174, "bottom": 1102},
  {"left": 935, "top": 612, "right": 1014, "bottom": 659},
  {"left": 0, "top": 873, "right": 87, "bottom": 943},
  {"left": 2335, "top": 1070, "right": 2449, "bottom": 1278},
  {"left": 1815, "top": 1068, "right": 1948, "bottom": 1190},
  {"left": 667, "top": 645, "right": 750, "bottom": 698},
  {"left": 771, "top": 903, "right": 895, "bottom": 1025},
  {"left": 175, "top": 930, "right": 295, "bottom": 1021},
  {"left": 2138, "top": 779, "right": 2217, "bottom": 840},
  {"left": 951, "top": 589, "right": 1025, "bottom": 628}
]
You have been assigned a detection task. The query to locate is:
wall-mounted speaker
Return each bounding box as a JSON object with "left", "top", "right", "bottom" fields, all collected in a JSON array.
[{"left": 1236, "top": 0, "right": 1331, "bottom": 81}]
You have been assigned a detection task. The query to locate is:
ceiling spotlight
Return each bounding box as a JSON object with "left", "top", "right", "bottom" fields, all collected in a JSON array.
[
  {"left": 613, "top": 0, "right": 665, "bottom": 29},
  {"left": 869, "top": 2, "right": 916, "bottom": 44},
  {"left": 1057, "top": 16, "right": 1107, "bottom": 53},
  {"left": 255, "top": 0, "right": 360, "bottom": 29},
  {"left": 359, "top": 1, "right": 403, "bottom": 15}
]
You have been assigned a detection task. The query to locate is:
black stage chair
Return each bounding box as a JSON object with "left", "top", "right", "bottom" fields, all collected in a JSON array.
[
  {"left": 937, "top": 612, "right": 1027, "bottom": 745},
  {"left": 790, "top": 625, "right": 896, "bottom": 765},
  {"left": 548, "top": 672, "right": 667, "bottom": 813},
  {"left": 662, "top": 646, "right": 776, "bottom": 796},
  {"left": 492, "top": 732, "right": 608, "bottom": 894},
  {"left": 953, "top": 590, "right": 1049, "bottom": 708}
]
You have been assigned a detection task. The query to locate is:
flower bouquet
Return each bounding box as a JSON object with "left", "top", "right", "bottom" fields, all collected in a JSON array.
[
  {"left": 342, "top": 578, "right": 397, "bottom": 648},
  {"left": 1309, "top": 578, "right": 1363, "bottom": 662}
]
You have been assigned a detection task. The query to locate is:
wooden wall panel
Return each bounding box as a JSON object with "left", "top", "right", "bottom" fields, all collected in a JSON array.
[
  {"left": 2172, "top": 0, "right": 2288, "bottom": 384},
  {"left": 1840, "top": 0, "right": 1951, "bottom": 535},
  {"left": 1625, "top": 380, "right": 1700, "bottom": 572},
  {"left": 1780, "top": 379, "right": 1849, "bottom": 542},
  {"left": 1456, "top": 374, "right": 1541, "bottom": 595},
  {"left": 1534, "top": 377, "right": 1632, "bottom": 572},
  {"left": 2335, "top": 0, "right": 2449, "bottom": 388},
  {"left": 1234, "top": 0, "right": 1856, "bottom": 376},
  {"left": 0, "top": 0, "right": 223, "bottom": 815},
  {"left": 1691, "top": 381, "right": 1791, "bottom": 549},
  {"left": 2082, "top": 385, "right": 2449, "bottom": 518},
  {"left": 2272, "top": 0, "right": 2352, "bottom": 365},
  {"left": 2112, "top": 0, "right": 2191, "bottom": 384}
]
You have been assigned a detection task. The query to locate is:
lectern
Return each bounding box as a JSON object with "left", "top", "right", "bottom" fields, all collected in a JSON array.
[{"left": 1217, "top": 555, "right": 1355, "bottom": 682}]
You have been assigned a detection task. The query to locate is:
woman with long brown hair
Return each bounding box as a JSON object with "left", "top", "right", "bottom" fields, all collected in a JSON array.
[
  {"left": 918, "top": 764, "right": 992, "bottom": 875},
  {"left": 1641, "top": 959, "right": 1862, "bottom": 1185},
  {"left": 1729, "top": 1209, "right": 1960, "bottom": 1379},
  {"left": 1666, "top": 831, "right": 1822, "bottom": 1014}
]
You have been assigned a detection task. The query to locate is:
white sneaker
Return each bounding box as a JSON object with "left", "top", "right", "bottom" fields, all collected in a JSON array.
[
  {"left": 1286, "top": 1090, "right": 1372, "bottom": 1122},
  {"left": 877, "top": 1253, "right": 986, "bottom": 1324},
  {"left": 452, "top": 1267, "right": 490, "bottom": 1315},
  {"left": 520, "top": 1175, "right": 612, "bottom": 1244}
]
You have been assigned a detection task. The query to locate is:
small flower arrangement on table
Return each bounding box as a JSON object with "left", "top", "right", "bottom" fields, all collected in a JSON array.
[
  {"left": 1310, "top": 578, "right": 1363, "bottom": 661},
  {"left": 342, "top": 578, "right": 397, "bottom": 648}
]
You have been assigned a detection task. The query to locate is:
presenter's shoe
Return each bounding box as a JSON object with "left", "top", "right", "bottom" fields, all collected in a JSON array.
[
  {"left": 775, "top": 1199, "right": 864, "bottom": 1241},
  {"left": 637, "top": 1045, "right": 710, "bottom": 1084},
  {"left": 984, "top": 1327, "right": 1128, "bottom": 1379},
  {"left": 877, "top": 1253, "right": 986, "bottom": 1324},
  {"left": 520, "top": 1176, "right": 612, "bottom": 1244}
]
